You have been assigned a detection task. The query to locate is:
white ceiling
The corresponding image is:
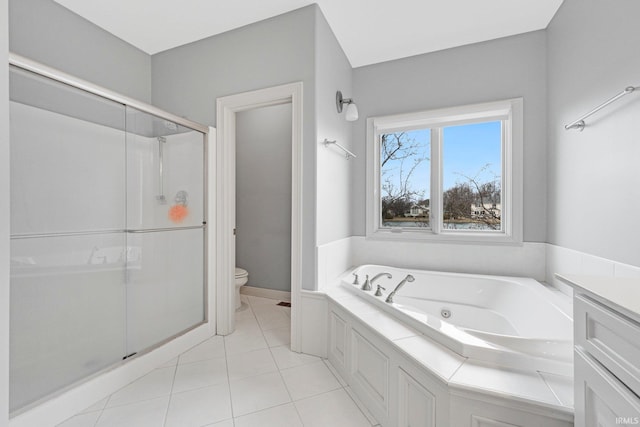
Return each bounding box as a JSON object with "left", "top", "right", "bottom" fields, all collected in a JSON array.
[{"left": 53, "top": 0, "right": 564, "bottom": 68}]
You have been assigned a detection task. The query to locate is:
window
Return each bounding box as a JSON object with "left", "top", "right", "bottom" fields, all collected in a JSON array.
[{"left": 366, "top": 99, "right": 523, "bottom": 243}]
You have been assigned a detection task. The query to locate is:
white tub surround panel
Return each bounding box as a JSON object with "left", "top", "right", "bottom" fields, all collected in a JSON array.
[
  {"left": 558, "top": 275, "right": 640, "bottom": 426},
  {"left": 316, "top": 237, "right": 353, "bottom": 290},
  {"left": 351, "top": 237, "right": 546, "bottom": 282},
  {"left": 325, "top": 277, "right": 573, "bottom": 427},
  {"left": 546, "top": 244, "right": 640, "bottom": 296}
]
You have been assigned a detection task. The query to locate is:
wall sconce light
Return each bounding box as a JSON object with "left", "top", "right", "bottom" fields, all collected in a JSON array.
[{"left": 336, "top": 90, "right": 359, "bottom": 121}]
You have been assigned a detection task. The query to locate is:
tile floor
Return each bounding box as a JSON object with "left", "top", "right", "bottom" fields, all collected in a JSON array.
[{"left": 57, "top": 295, "right": 378, "bottom": 427}]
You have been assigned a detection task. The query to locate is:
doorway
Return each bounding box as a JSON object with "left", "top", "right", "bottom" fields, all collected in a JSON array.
[
  {"left": 216, "top": 83, "right": 303, "bottom": 351},
  {"left": 236, "top": 104, "right": 292, "bottom": 301}
]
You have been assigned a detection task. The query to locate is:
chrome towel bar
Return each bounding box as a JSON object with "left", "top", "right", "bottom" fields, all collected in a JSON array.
[
  {"left": 565, "top": 85, "right": 639, "bottom": 131},
  {"left": 323, "top": 138, "right": 356, "bottom": 159}
]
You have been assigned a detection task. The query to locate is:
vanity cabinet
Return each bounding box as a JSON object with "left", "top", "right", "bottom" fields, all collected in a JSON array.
[{"left": 559, "top": 275, "right": 640, "bottom": 427}]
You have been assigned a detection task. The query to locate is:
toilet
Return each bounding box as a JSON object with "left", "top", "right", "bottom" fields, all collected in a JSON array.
[{"left": 235, "top": 267, "right": 249, "bottom": 309}]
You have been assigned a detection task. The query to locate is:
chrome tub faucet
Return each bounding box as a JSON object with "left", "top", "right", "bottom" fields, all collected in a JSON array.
[
  {"left": 362, "top": 272, "right": 392, "bottom": 291},
  {"left": 370, "top": 272, "right": 392, "bottom": 286}
]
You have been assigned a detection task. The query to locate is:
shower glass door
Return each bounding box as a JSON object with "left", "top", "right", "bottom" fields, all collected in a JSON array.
[
  {"left": 9, "top": 67, "right": 127, "bottom": 412},
  {"left": 9, "top": 64, "right": 207, "bottom": 414},
  {"left": 124, "top": 107, "right": 205, "bottom": 355}
]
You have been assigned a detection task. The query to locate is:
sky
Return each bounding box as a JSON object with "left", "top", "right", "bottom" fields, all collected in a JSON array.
[{"left": 381, "top": 121, "right": 501, "bottom": 201}]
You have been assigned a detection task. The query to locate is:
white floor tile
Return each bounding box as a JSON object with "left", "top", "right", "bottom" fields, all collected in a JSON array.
[
  {"left": 263, "top": 326, "right": 291, "bottom": 347},
  {"left": 56, "top": 411, "right": 101, "bottom": 427},
  {"left": 247, "top": 296, "right": 279, "bottom": 306},
  {"left": 324, "top": 360, "right": 348, "bottom": 387},
  {"left": 252, "top": 302, "right": 285, "bottom": 316},
  {"left": 157, "top": 357, "right": 179, "bottom": 369},
  {"left": 234, "top": 403, "right": 303, "bottom": 427},
  {"left": 179, "top": 336, "right": 226, "bottom": 365},
  {"left": 203, "top": 419, "right": 234, "bottom": 427},
  {"left": 344, "top": 386, "right": 379, "bottom": 426},
  {"left": 227, "top": 348, "right": 278, "bottom": 381},
  {"left": 165, "top": 383, "right": 232, "bottom": 427},
  {"left": 172, "top": 357, "right": 228, "bottom": 394},
  {"left": 280, "top": 360, "right": 342, "bottom": 401},
  {"left": 78, "top": 397, "right": 109, "bottom": 414},
  {"left": 236, "top": 302, "right": 250, "bottom": 313},
  {"left": 224, "top": 330, "right": 268, "bottom": 356},
  {"left": 270, "top": 345, "right": 321, "bottom": 370},
  {"left": 253, "top": 306, "right": 291, "bottom": 331},
  {"left": 105, "top": 366, "right": 175, "bottom": 408},
  {"left": 234, "top": 316, "right": 262, "bottom": 336},
  {"left": 258, "top": 316, "right": 290, "bottom": 331},
  {"left": 229, "top": 371, "right": 291, "bottom": 417},
  {"left": 295, "top": 388, "right": 371, "bottom": 427},
  {"left": 95, "top": 396, "right": 169, "bottom": 427}
]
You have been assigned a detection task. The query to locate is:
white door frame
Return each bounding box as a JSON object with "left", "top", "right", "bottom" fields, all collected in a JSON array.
[{"left": 216, "top": 82, "right": 303, "bottom": 351}]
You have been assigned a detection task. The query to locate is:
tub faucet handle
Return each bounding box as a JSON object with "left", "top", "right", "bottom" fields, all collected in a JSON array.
[
  {"left": 361, "top": 275, "right": 371, "bottom": 291},
  {"left": 352, "top": 273, "right": 359, "bottom": 285},
  {"left": 374, "top": 285, "right": 386, "bottom": 297}
]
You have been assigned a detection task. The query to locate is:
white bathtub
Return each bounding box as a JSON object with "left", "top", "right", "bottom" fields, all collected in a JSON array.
[{"left": 343, "top": 265, "right": 574, "bottom": 375}]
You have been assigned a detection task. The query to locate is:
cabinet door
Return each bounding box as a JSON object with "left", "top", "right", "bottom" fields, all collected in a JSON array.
[
  {"left": 351, "top": 328, "right": 390, "bottom": 420},
  {"left": 398, "top": 368, "right": 436, "bottom": 427},
  {"left": 575, "top": 349, "right": 640, "bottom": 427},
  {"left": 328, "top": 309, "right": 349, "bottom": 379}
]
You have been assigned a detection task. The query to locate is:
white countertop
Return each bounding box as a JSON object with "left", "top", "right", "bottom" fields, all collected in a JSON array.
[{"left": 556, "top": 274, "right": 640, "bottom": 322}]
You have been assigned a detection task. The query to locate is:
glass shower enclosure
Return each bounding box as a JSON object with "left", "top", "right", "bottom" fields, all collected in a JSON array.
[{"left": 8, "top": 57, "right": 208, "bottom": 413}]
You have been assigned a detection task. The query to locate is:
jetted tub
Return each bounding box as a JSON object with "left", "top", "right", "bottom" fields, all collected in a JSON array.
[{"left": 343, "top": 265, "right": 574, "bottom": 376}]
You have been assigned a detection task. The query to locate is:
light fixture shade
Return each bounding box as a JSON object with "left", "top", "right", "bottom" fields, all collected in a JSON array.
[{"left": 345, "top": 102, "right": 359, "bottom": 121}]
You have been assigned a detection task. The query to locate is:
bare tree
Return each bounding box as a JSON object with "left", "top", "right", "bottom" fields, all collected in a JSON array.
[
  {"left": 445, "top": 164, "right": 501, "bottom": 230},
  {"left": 380, "top": 132, "right": 429, "bottom": 219}
]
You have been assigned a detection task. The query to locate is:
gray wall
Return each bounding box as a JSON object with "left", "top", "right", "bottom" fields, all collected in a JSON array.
[
  {"left": 1, "top": 0, "right": 10, "bottom": 423},
  {"left": 9, "top": 0, "right": 151, "bottom": 102},
  {"left": 236, "top": 104, "right": 292, "bottom": 292},
  {"left": 152, "top": 5, "right": 318, "bottom": 290},
  {"left": 314, "top": 8, "right": 354, "bottom": 246},
  {"left": 351, "top": 31, "right": 548, "bottom": 242},
  {"left": 546, "top": 0, "right": 640, "bottom": 266}
]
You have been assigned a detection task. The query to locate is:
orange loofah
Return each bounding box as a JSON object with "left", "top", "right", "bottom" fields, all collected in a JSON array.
[{"left": 168, "top": 204, "right": 189, "bottom": 223}]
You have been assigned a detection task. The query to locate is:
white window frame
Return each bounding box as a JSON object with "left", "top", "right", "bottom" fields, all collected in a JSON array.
[{"left": 366, "top": 98, "right": 523, "bottom": 244}]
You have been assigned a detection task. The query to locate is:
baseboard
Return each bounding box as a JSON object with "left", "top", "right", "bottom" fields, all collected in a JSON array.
[{"left": 240, "top": 285, "right": 291, "bottom": 302}]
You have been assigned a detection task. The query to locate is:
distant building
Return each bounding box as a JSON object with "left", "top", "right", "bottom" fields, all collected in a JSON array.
[
  {"left": 404, "top": 204, "right": 429, "bottom": 218},
  {"left": 471, "top": 202, "right": 501, "bottom": 219}
]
